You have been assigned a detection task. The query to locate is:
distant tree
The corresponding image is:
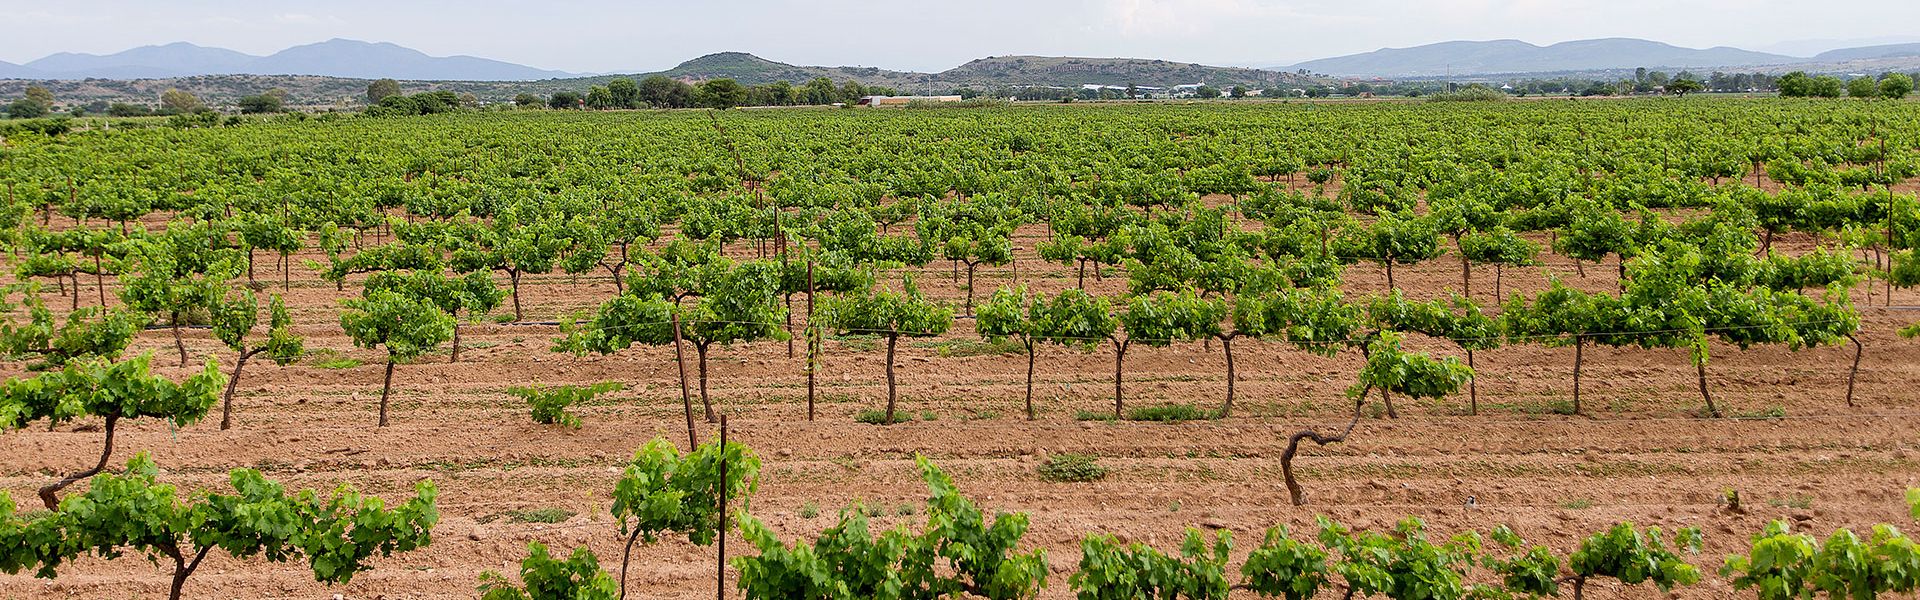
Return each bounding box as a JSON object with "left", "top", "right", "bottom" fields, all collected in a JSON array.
[
  {"left": 1195, "top": 85, "right": 1222, "bottom": 98},
  {"left": 7, "top": 85, "right": 53, "bottom": 118},
  {"left": 106, "top": 103, "right": 152, "bottom": 117},
  {"left": 24, "top": 85, "right": 53, "bottom": 107},
  {"left": 638, "top": 75, "right": 694, "bottom": 108},
  {"left": 606, "top": 77, "right": 640, "bottom": 108},
  {"left": 585, "top": 85, "right": 615, "bottom": 109},
  {"left": 6, "top": 98, "right": 48, "bottom": 119},
  {"left": 457, "top": 92, "right": 479, "bottom": 108},
  {"left": 1230, "top": 85, "right": 1248, "bottom": 98},
  {"left": 367, "top": 78, "right": 401, "bottom": 104},
  {"left": 1666, "top": 78, "right": 1703, "bottom": 97},
  {"left": 1777, "top": 71, "right": 1813, "bottom": 97},
  {"left": 763, "top": 80, "right": 795, "bottom": 105},
  {"left": 1848, "top": 76, "right": 1880, "bottom": 98},
  {"left": 549, "top": 90, "right": 583, "bottom": 109},
  {"left": 1809, "top": 75, "right": 1845, "bottom": 98},
  {"left": 1883, "top": 73, "right": 1915, "bottom": 99},
  {"left": 801, "top": 77, "right": 839, "bottom": 104},
  {"left": 695, "top": 78, "right": 748, "bottom": 109},
  {"left": 513, "top": 93, "right": 542, "bottom": 108},
  {"left": 236, "top": 92, "right": 284, "bottom": 114},
  {"left": 159, "top": 89, "right": 201, "bottom": 114}
]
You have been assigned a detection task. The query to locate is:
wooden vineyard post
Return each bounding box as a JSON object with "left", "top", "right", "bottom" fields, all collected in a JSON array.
[
  {"left": 674, "top": 313, "right": 696, "bottom": 448},
  {"left": 717, "top": 414, "right": 729, "bottom": 600},
  {"left": 806, "top": 261, "right": 816, "bottom": 421}
]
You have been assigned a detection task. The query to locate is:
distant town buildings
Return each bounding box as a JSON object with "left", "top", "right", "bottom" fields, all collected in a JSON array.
[{"left": 856, "top": 95, "right": 963, "bottom": 106}]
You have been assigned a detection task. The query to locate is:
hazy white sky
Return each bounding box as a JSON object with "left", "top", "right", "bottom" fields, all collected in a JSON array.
[{"left": 7, "top": 0, "right": 1920, "bottom": 72}]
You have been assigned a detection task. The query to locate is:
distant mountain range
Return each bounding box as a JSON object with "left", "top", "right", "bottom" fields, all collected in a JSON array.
[
  {"left": 1284, "top": 38, "right": 1792, "bottom": 77},
  {"left": 0, "top": 39, "right": 574, "bottom": 81},
  {"left": 1810, "top": 43, "right": 1920, "bottom": 62},
  {"left": 1281, "top": 37, "right": 1920, "bottom": 78}
]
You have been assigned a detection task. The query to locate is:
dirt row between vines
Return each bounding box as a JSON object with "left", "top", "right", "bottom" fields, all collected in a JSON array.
[{"left": 3, "top": 222, "right": 1918, "bottom": 599}]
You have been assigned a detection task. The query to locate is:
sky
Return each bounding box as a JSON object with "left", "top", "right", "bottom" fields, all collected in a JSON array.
[{"left": 6, "top": 0, "right": 1920, "bottom": 73}]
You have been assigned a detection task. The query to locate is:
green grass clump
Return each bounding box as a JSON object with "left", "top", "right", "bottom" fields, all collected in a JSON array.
[
  {"left": 309, "top": 351, "right": 361, "bottom": 370},
  {"left": 478, "top": 507, "right": 576, "bottom": 524},
  {"left": 855, "top": 409, "right": 913, "bottom": 425},
  {"left": 1074, "top": 410, "right": 1118, "bottom": 422},
  {"left": 1038, "top": 453, "right": 1108, "bottom": 483},
  {"left": 1125, "top": 403, "right": 1216, "bottom": 422}
]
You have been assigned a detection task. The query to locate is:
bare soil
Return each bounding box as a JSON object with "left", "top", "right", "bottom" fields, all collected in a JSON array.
[{"left": 3, "top": 220, "right": 1917, "bottom": 599}]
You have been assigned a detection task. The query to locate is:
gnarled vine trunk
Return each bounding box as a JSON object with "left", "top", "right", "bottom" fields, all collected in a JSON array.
[
  {"left": 1845, "top": 334, "right": 1862, "bottom": 407},
  {"left": 1220, "top": 335, "right": 1237, "bottom": 418},
  {"left": 378, "top": 358, "right": 396, "bottom": 427},
  {"left": 1023, "top": 341, "right": 1036, "bottom": 420},
  {"left": 884, "top": 334, "right": 900, "bottom": 423},
  {"left": 38, "top": 413, "right": 119, "bottom": 510},
  {"left": 1111, "top": 338, "right": 1130, "bottom": 419},
  {"left": 1281, "top": 393, "right": 1367, "bottom": 506},
  {"left": 220, "top": 347, "right": 267, "bottom": 430},
  {"left": 697, "top": 342, "right": 715, "bottom": 423}
]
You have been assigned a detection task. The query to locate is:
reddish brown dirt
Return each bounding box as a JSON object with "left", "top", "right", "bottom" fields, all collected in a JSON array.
[{"left": 2, "top": 220, "right": 1917, "bottom": 599}]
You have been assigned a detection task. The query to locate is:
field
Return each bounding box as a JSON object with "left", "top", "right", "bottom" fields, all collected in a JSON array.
[{"left": 2, "top": 99, "right": 1920, "bottom": 599}]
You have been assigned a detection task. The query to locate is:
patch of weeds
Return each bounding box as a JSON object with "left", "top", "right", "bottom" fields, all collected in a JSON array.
[
  {"left": 855, "top": 409, "right": 914, "bottom": 425},
  {"left": 463, "top": 341, "right": 501, "bottom": 350},
  {"left": 492, "top": 314, "right": 516, "bottom": 324},
  {"left": 919, "top": 410, "right": 939, "bottom": 421},
  {"left": 831, "top": 457, "right": 863, "bottom": 472},
  {"left": 310, "top": 351, "right": 361, "bottom": 370},
  {"left": 832, "top": 333, "right": 881, "bottom": 352},
  {"left": 1737, "top": 406, "right": 1788, "bottom": 420},
  {"left": 1768, "top": 495, "right": 1813, "bottom": 510},
  {"left": 913, "top": 338, "right": 1025, "bottom": 358},
  {"left": 1074, "top": 410, "right": 1118, "bottom": 422},
  {"left": 894, "top": 504, "right": 916, "bottom": 516},
  {"left": 1125, "top": 403, "right": 1216, "bottom": 422},
  {"left": 1168, "top": 500, "right": 1181, "bottom": 513},
  {"left": 964, "top": 410, "right": 1002, "bottom": 421},
  {"left": 861, "top": 503, "right": 885, "bottom": 518},
  {"left": 1038, "top": 453, "right": 1108, "bottom": 483},
  {"left": 799, "top": 502, "right": 820, "bottom": 519},
  {"left": 1561, "top": 498, "right": 1594, "bottom": 510},
  {"left": 480, "top": 507, "right": 575, "bottom": 524}
]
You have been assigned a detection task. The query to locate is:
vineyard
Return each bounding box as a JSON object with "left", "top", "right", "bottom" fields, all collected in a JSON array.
[{"left": 1, "top": 98, "right": 1920, "bottom": 598}]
